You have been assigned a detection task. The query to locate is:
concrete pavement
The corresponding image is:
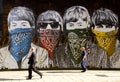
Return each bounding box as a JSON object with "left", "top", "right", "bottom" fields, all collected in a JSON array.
[{"left": 0, "top": 70, "right": 120, "bottom": 82}]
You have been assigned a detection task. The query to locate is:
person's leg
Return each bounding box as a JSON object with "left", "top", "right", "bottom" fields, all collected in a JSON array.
[
  {"left": 81, "top": 60, "right": 86, "bottom": 72},
  {"left": 33, "top": 66, "right": 42, "bottom": 78},
  {"left": 28, "top": 65, "right": 32, "bottom": 79}
]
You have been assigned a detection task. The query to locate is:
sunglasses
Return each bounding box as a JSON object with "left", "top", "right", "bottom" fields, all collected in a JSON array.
[{"left": 38, "top": 22, "right": 60, "bottom": 29}]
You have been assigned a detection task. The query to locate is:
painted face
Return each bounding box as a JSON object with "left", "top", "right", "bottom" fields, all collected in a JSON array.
[
  {"left": 9, "top": 20, "right": 33, "bottom": 61},
  {"left": 37, "top": 21, "right": 61, "bottom": 60}
]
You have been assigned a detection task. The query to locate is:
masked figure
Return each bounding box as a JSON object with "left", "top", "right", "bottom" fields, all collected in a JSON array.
[
  {"left": 64, "top": 6, "right": 91, "bottom": 65},
  {"left": 0, "top": 6, "right": 49, "bottom": 69},
  {"left": 89, "top": 8, "right": 120, "bottom": 68},
  {"left": 53, "top": 6, "right": 91, "bottom": 68},
  {"left": 37, "top": 10, "right": 63, "bottom": 66},
  {"left": 7, "top": 7, "right": 34, "bottom": 69}
]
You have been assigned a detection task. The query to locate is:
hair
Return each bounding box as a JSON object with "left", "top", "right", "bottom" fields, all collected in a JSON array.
[
  {"left": 37, "top": 10, "right": 63, "bottom": 30},
  {"left": 7, "top": 6, "right": 35, "bottom": 28},
  {"left": 81, "top": 47, "right": 85, "bottom": 50},
  {"left": 92, "top": 8, "right": 118, "bottom": 27},
  {"left": 63, "top": 6, "right": 91, "bottom": 25}
]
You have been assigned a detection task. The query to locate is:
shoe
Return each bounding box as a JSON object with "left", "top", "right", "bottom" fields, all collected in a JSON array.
[
  {"left": 26, "top": 76, "right": 32, "bottom": 80},
  {"left": 81, "top": 70, "right": 86, "bottom": 72},
  {"left": 26, "top": 77, "right": 31, "bottom": 80},
  {"left": 40, "top": 73, "right": 43, "bottom": 79}
]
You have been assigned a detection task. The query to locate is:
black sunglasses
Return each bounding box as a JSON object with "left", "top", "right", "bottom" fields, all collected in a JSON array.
[{"left": 38, "top": 22, "right": 60, "bottom": 29}]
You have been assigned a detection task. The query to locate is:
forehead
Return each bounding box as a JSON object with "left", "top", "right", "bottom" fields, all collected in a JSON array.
[
  {"left": 39, "top": 12, "right": 61, "bottom": 22},
  {"left": 68, "top": 11, "right": 87, "bottom": 18}
]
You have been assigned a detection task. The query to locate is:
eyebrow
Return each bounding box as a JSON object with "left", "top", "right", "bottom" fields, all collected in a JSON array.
[{"left": 21, "top": 22, "right": 28, "bottom": 25}]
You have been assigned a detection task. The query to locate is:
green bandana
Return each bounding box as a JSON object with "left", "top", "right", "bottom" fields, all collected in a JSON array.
[{"left": 66, "top": 29, "right": 89, "bottom": 64}]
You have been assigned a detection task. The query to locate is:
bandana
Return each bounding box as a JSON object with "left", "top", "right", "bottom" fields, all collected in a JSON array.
[
  {"left": 66, "top": 29, "right": 89, "bottom": 64},
  {"left": 9, "top": 28, "right": 33, "bottom": 61},
  {"left": 92, "top": 29, "right": 117, "bottom": 56},
  {"left": 37, "top": 29, "right": 60, "bottom": 60}
]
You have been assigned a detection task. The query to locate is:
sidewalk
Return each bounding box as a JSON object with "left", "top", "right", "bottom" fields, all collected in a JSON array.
[{"left": 0, "top": 70, "right": 120, "bottom": 82}]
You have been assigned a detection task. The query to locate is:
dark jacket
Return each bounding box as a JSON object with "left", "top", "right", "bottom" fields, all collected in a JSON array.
[{"left": 28, "top": 52, "right": 36, "bottom": 65}]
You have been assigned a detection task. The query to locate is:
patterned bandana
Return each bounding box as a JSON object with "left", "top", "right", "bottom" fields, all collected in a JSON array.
[
  {"left": 37, "top": 29, "right": 60, "bottom": 60},
  {"left": 9, "top": 28, "right": 33, "bottom": 61},
  {"left": 66, "top": 29, "right": 89, "bottom": 64},
  {"left": 92, "top": 29, "right": 117, "bottom": 56}
]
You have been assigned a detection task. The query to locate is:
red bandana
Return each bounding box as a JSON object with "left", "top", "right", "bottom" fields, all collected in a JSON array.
[{"left": 38, "top": 29, "right": 60, "bottom": 60}]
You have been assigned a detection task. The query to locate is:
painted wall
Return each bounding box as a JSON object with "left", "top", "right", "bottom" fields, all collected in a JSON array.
[{"left": 0, "top": 6, "right": 120, "bottom": 70}]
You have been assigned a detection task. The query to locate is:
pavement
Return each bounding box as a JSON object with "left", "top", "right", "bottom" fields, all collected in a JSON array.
[{"left": 0, "top": 70, "right": 120, "bottom": 82}]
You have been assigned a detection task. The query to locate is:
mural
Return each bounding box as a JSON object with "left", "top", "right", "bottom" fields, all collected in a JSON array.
[
  {"left": 0, "top": 6, "right": 49, "bottom": 69},
  {"left": 0, "top": 6, "right": 120, "bottom": 70},
  {"left": 36, "top": 10, "right": 63, "bottom": 67}
]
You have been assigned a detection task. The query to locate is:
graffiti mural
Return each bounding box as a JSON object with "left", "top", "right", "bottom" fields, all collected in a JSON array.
[{"left": 1, "top": 5, "right": 120, "bottom": 70}]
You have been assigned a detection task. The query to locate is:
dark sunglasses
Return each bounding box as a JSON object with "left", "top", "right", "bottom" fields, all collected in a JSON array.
[{"left": 38, "top": 22, "right": 60, "bottom": 29}]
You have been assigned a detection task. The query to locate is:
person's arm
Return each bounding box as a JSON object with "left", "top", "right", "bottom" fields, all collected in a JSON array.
[
  {"left": 33, "top": 52, "right": 37, "bottom": 64},
  {"left": 82, "top": 51, "right": 87, "bottom": 61}
]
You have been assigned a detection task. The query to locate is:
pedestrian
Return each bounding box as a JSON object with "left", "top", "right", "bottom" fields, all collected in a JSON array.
[
  {"left": 81, "top": 47, "right": 87, "bottom": 72},
  {"left": 27, "top": 47, "right": 42, "bottom": 80}
]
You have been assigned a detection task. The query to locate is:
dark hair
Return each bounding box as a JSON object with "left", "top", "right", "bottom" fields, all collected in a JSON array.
[{"left": 92, "top": 8, "right": 118, "bottom": 28}]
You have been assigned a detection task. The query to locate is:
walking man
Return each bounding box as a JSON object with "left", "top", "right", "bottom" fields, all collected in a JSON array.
[
  {"left": 27, "top": 47, "right": 42, "bottom": 80},
  {"left": 81, "top": 47, "right": 87, "bottom": 72}
]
